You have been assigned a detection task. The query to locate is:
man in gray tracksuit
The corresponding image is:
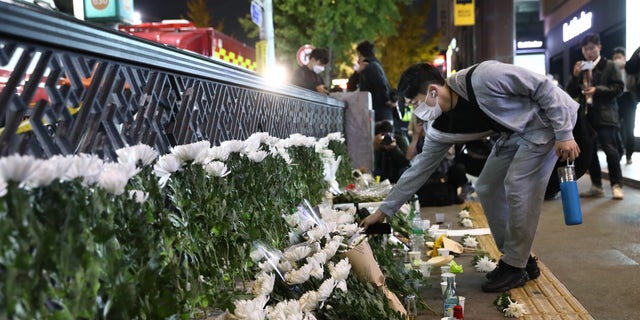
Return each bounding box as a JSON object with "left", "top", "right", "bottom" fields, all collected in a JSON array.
[{"left": 361, "top": 61, "right": 581, "bottom": 292}]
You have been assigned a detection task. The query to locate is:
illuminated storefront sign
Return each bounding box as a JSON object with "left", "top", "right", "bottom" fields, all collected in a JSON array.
[
  {"left": 562, "top": 11, "right": 592, "bottom": 42},
  {"left": 517, "top": 40, "right": 544, "bottom": 49}
]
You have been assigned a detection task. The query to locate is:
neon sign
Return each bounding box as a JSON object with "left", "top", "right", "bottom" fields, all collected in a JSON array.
[
  {"left": 563, "top": 11, "right": 593, "bottom": 42},
  {"left": 517, "top": 40, "right": 544, "bottom": 49}
]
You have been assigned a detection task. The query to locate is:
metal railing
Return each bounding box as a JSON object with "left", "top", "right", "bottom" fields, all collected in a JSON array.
[{"left": 0, "top": 1, "right": 344, "bottom": 160}]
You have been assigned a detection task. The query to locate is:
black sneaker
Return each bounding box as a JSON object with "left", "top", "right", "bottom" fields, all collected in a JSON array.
[
  {"left": 481, "top": 260, "right": 529, "bottom": 293},
  {"left": 486, "top": 255, "right": 540, "bottom": 280}
]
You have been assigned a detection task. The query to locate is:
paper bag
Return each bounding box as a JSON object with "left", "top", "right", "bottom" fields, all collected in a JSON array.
[
  {"left": 342, "top": 239, "right": 385, "bottom": 286},
  {"left": 383, "top": 286, "right": 407, "bottom": 315}
]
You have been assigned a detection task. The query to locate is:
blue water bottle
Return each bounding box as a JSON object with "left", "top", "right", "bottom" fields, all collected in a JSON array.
[{"left": 558, "top": 161, "right": 582, "bottom": 225}]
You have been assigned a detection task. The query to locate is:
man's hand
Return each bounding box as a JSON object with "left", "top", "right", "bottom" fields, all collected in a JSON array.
[
  {"left": 316, "top": 84, "right": 330, "bottom": 95},
  {"left": 555, "top": 139, "right": 580, "bottom": 162},
  {"left": 359, "top": 209, "right": 387, "bottom": 230}
]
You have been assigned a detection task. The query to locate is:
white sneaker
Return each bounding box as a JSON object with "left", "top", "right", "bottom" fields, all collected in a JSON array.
[
  {"left": 580, "top": 186, "right": 604, "bottom": 198},
  {"left": 612, "top": 184, "right": 624, "bottom": 200}
]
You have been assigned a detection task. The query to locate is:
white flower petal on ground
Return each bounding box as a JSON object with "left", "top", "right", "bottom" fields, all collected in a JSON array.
[
  {"left": 204, "top": 161, "right": 230, "bottom": 177},
  {"left": 247, "top": 150, "right": 268, "bottom": 163},
  {"left": 503, "top": 297, "right": 528, "bottom": 318},
  {"left": 458, "top": 209, "right": 470, "bottom": 218},
  {"left": 116, "top": 144, "right": 158, "bottom": 166},
  {"left": 475, "top": 256, "right": 497, "bottom": 273},
  {"left": 251, "top": 272, "right": 275, "bottom": 296},
  {"left": 0, "top": 154, "right": 38, "bottom": 183},
  {"left": 233, "top": 295, "right": 268, "bottom": 320},
  {"left": 128, "top": 189, "right": 148, "bottom": 203},
  {"left": 463, "top": 236, "right": 478, "bottom": 248}
]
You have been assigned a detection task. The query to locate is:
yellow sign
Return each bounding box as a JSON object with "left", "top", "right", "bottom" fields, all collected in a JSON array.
[
  {"left": 256, "top": 40, "right": 267, "bottom": 74},
  {"left": 454, "top": 0, "right": 475, "bottom": 26}
]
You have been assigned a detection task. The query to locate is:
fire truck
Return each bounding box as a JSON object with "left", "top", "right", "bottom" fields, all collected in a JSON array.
[{"left": 118, "top": 20, "right": 257, "bottom": 72}]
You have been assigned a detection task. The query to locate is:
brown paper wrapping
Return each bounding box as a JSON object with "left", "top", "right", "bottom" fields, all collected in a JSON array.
[
  {"left": 443, "top": 237, "right": 464, "bottom": 254},
  {"left": 343, "top": 240, "right": 407, "bottom": 315},
  {"left": 342, "top": 240, "right": 385, "bottom": 286}
]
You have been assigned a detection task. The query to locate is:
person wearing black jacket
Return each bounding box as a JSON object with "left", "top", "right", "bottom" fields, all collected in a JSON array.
[
  {"left": 354, "top": 41, "right": 394, "bottom": 125},
  {"left": 291, "top": 48, "right": 330, "bottom": 94},
  {"left": 566, "top": 33, "right": 625, "bottom": 199}
]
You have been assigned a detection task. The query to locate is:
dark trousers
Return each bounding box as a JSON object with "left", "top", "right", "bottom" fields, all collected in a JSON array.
[
  {"left": 588, "top": 126, "right": 623, "bottom": 187},
  {"left": 617, "top": 92, "right": 637, "bottom": 160}
]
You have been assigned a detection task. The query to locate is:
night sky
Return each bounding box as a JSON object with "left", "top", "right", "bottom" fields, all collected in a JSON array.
[{"left": 133, "top": 0, "right": 252, "bottom": 45}]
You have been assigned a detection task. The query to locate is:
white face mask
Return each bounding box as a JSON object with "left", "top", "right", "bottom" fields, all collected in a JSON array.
[
  {"left": 413, "top": 90, "right": 443, "bottom": 121},
  {"left": 313, "top": 65, "right": 325, "bottom": 74}
]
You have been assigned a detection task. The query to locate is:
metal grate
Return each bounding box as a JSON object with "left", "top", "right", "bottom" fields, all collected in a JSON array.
[{"left": 0, "top": 1, "right": 343, "bottom": 160}]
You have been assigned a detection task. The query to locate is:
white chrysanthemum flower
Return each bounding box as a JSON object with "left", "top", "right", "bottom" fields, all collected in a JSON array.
[
  {"left": 338, "top": 223, "right": 360, "bottom": 237},
  {"left": 299, "top": 291, "right": 320, "bottom": 312},
  {"left": 284, "top": 245, "right": 311, "bottom": 262},
  {"left": 458, "top": 209, "right": 470, "bottom": 218},
  {"left": 244, "top": 133, "right": 267, "bottom": 154},
  {"left": 463, "top": 236, "right": 478, "bottom": 248},
  {"left": 251, "top": 272, "right": 275, "bottom": 296},
  {"left": 322, "top": 242, "right": 340, "bottom": 262},
  {"left": 0, "top": 154, "right": 38, "bottom": 183},
  {"left": 65, "top": 154, "right": 104, "bottom": 185},
  {"left": 326, "top": 132, "right": 344, "bottom": 142},
  {"left": 308, "top": 252, "right": 327, "bottom": 266},
  {"left": 461, "top": 217, "right": 473, "bottom": 228},
  {"left": 288, "top": 231, "right": 301, "bottom": 246},
  {"left": 475, "top": 256, "right": 497, "bottom": 273},
  {"left": 316, "top": 137, "right": 330, "bottom": 150},
  {"left": 0, "top": 179, "right": 7, "bottom": 197},
  {"left": 233, "top": 295, "right": 269, "bottom": 320},
  {"left": 267, "top": 299, "right": 303, "bottom": 320},
  {"left": 285, "top": 263, "right": 312, "bottom": 285},
  {"left": 247, "top": 150, "right": 268, "bottom": 163},
  {"left": 307, "top": 223, "right": 331, "bottom": 242},
  {"left": 335, "top": 280, "right": 348, "bottom": 292},
  {"left": 316, "top": 148, "right": 334, "bottom": 161},
  {"left": 128, "top": 189, "right": 148, "bottom": 203},
  {"left": 207, "top": 146, "right": 230, "bottom": 162},
  {"left": 171, "top": 141, "right": 210, "bottom": 162},
  {"left": 153, "top": 153, "right": 183, "bottom": 187},
  {"left": 303, "top": 312, "right": 317, "bottom": 320},
  {"left": 271, "top": 143, "right": 292, "bottom": 164},
  {"left": 259, "top": 260, "right": 275, "bottom": 273},
  {"left": 220, "top": 139, "right": 246, "bottom": 154},
  {"left": 204, "top": 161, "right": 230, "bottom": 177},
  {"left": 296, "top": 217, "right": 316, "bottom": 234},
  {"left": 282, "top": 213, "right": 299, "bottom": 228},
  {"left": 98, "top": 162, "right": 139, "bottom": 195},
  {"left": 286, "top": 133, "right": 316, "bottom": 147},
  {"left": 328, "top": 258, "right": 350, "bottom": 282},
  {"left": 318, "top": 278, "right": 335, "bottom": 301},
  {"left": 322, "top": 209, "right": 354, "bottom": 225},
  {"left": 116, "top": 144, "right": 158, "bottom": 166},
  {"left": 277, "top": 260, "right": 293, "bottom": 273},
  {"left": 250, "top": 249, "right": 265, "bottom": 262},
  {"left": 503, "top": 297, "right": 528, "bottom": 318},
  {"left": 309, "top": 261, "right": 324, "bottom": 280}
]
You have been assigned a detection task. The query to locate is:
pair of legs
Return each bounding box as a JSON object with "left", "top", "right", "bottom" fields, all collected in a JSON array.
[
  {"left": 617, "top": 93, "right": 637, "bottom": 163},
  {"left": 587, "top": 126, "right": 623, "bottom": 188},
  {"left": 475, "top": 133, "right": 557, "bottom": 269}
]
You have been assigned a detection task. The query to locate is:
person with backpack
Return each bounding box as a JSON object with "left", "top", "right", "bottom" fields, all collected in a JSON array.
[{"left": 360, "top": 61, "right": 580, "bottom": 293}]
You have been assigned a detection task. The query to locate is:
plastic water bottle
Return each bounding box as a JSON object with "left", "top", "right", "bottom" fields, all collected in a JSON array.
[
  {"left": 558, "top": 161, "right": 582, "bottom": 225},
  {"left": 443, "top": 276, "right": 459, "bottom": 317}
]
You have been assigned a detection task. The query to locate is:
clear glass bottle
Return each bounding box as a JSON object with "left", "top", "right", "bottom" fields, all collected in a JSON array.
[
  {"left": 443, "top": 276, "right": 459, "bottom": 317},
  {"left": 405, "top": 294, "right": 417, "bottom": 320}
]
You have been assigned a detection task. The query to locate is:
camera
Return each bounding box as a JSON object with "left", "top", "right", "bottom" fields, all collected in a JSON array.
[{"left": 381, "top": 133, "right": 395, "bottom": 146}]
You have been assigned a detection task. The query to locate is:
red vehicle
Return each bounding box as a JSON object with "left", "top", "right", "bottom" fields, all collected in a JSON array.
[{"left": 118, "top": 20, "right": 257, "bottom": 72}]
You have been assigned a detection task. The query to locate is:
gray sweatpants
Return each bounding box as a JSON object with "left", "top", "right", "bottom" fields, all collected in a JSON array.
[{"left": 475, "top": 132, "right": 557, "bottom": 269}]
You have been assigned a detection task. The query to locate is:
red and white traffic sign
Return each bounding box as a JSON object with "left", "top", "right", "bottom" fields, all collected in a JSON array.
[{"left": 296, "top": 44, "right": 315, "bottom": 66}]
